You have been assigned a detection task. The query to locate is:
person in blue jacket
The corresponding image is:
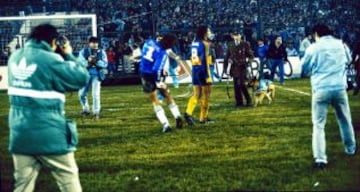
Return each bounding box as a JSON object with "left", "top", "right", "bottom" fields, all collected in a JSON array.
[
  {"left": 257, "top": 38, "right": 269, "bottom": 79},
  {"left": 78, "top": 36, "right": 108, "bottom": 120},
  {"left": 301, "top": 24, "right": 357, "bottom": 169}
]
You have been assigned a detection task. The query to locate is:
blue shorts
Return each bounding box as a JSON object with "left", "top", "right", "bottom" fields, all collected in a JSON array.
[
  {"left": 192, "top": 68, "right": 212, "bottom": 86},
  {"left": 140, "top": 73, "right": 157, "bottom": 93}
]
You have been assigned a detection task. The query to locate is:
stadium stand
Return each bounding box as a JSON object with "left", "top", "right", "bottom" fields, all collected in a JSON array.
[{"left": 1, "top": 0, "right": 359, "bottom": 77}]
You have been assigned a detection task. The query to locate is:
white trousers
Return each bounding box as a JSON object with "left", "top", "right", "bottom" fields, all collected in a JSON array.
[{"left": 12, "top": 152, "right": 82, "bottom": 192}]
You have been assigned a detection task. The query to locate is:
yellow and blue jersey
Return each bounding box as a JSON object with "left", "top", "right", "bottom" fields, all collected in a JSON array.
[{"left": 190, "top": 40, "right": 212, "bottom": 85}]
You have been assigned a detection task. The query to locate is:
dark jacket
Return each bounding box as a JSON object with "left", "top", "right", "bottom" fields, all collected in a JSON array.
[
  {"left": 267, "top": 43, "right": 287, "bottom": 60},
  {"left": 224, "top": 41, "right": 254, "bottom": 79}
]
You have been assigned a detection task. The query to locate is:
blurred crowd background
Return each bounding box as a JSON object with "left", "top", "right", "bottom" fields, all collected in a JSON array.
[{"left": 1, "top": 0, "right": 359, "bottom": 75}]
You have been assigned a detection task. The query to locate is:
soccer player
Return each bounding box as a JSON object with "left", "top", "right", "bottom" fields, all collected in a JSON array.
[
  {"left": 139, "top": 34, "right": 183, "bottom": 132},
  {"left": 184, "top": 26, "right": 214, "bottom": 125}
]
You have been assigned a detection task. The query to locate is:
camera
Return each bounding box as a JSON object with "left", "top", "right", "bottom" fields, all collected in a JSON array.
[
  {"left": 56, "top": 35, "right": 68, "bottom": 48},
  {"left": 88, "top": 49, "right": 99, "bottom": 67},
  {"left": 54, "top": 35, "right": 69, "bottom": 58}
]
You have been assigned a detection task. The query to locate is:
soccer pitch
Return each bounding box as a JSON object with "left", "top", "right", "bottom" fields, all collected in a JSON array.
[{"left": 1, "top": 78, "right": 359, "bottom": 191}]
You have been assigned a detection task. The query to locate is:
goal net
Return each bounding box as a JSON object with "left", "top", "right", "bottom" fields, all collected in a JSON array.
[
  {"left": 0, "top": 14, "right": 97, "bottom": 63},
  {"left": 0, "top": 14, "right": 97, "bottom": 89}
]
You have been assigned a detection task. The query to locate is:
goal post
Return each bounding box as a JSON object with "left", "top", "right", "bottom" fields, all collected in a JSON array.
[
  {"left": 0, "top": 14, "right": 97, "bottom": 55},
  {"left": 0, "top": 14, "right": 97, "bottom": 90}
]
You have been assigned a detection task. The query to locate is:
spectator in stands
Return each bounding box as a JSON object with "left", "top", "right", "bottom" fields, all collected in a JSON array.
[
  {"left": 122, "top": 42, "right": 133, "bottom": 73},
  {"left": 352, "top": 40, "right": 360, "bottom": 95},
  {"left": 1, "top": 0, "right": 360, "bottom": 65},
  {"left": 286, "top": 41, "right": 299, "bottom": 56},
  {"left": 112, "top": 11, "right": 125, "bottom": 31},
  {"left": 299, "top": 33, "right": 312, "bottom": 58},
  {"left": 301, "top": 24, "right": 356, "bottom": 169},
  {"left": 106, "top": 46, "right": 117, "bottom": 76},
  {"left": 267, "top": 35, "right": 288, "bottom": 85}
]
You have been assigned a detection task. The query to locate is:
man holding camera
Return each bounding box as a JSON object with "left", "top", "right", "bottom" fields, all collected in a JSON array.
[
  {"left": 78, "top": 37, "right": 108, "bottom": 120},
  {"left": 7, "top": 24, "right": 89, "bottom": 192}
]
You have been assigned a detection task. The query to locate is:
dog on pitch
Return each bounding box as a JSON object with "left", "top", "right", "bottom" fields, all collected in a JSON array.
[{"left": 248, "top": 75, "right": 275, "bottom": 107}]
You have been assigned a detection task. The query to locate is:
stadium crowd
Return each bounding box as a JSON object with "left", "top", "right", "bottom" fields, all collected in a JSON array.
[{"left": 1, "top": 0, "right": 360, "bottom": 66}]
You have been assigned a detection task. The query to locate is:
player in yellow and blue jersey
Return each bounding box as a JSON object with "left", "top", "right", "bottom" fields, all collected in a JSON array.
[{"left": 184, "top": 26, "right": 214, "bottom": 125}]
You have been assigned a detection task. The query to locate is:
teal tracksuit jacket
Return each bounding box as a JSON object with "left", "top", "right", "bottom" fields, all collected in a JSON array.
[{"left": 7, "top": 39, "right": 89, "bottom": 155}]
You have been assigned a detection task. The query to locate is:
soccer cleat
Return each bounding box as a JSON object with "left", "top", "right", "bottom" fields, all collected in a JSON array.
[
  {"left": 184, "top": 113, "right": 195, "bottom": 126},
  {"left": 163, "top": 125, "right": 172, "bottom": 133},
  {"left": 199, "top": 118, "right": 215, "bottom": 124},
  {"left": 205, "top": 118, "right": 215, "bottom": 124},
  {"left": 176, "top": 117, "right": 183, "bottom": 129}
]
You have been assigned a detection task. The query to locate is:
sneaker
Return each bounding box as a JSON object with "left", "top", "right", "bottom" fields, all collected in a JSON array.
[
  {"left": 81, "top": 110, "right": 90, "bottom": 117},
  {"left": 345, "top": 146, "right": 357, "bottom": 156},
  {"left": 313, "top": 162, "right": 327, "bottom": 169},
  {"left": 93, "top": 114, "right": 100, "bottom": 120},
  {"left": 163, "top": 125, "right": 172, "bottom": 133},
  {"left": 176, "top": 117, "right": 183, "bottom": 129},
  {"left": 184, "top": 113, "right": 195, "bottom": 126}
]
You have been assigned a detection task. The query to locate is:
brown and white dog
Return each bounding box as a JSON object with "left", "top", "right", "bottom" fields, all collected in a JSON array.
[{"left": 249, "top": 78, "right": 275, "bottom": 107}]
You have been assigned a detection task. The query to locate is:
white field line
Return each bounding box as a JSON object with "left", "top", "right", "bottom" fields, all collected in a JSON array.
[{"left": 277, "top": 86, "right": 311, "bottom": 96}]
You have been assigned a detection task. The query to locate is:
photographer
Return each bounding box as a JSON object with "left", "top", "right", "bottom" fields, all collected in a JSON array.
[
  {"left": 78, "top": 36, "right": 108, "bottom": 120},
  {"left": 7, "top": 24, "right": 89, "bottom": 191}
]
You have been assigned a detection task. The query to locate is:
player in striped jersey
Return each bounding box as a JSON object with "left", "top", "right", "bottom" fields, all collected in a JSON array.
[{"left": 139, "top": 34, "right": 183, "bottom": 132}]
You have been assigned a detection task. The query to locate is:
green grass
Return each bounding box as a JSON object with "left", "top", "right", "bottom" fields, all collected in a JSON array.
[{"left": 1, "top": 78, "right": 360, "bottom": 191}]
